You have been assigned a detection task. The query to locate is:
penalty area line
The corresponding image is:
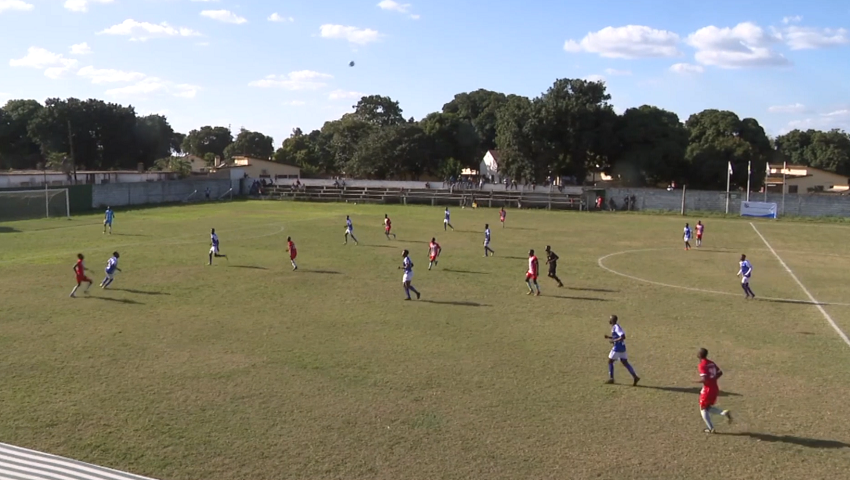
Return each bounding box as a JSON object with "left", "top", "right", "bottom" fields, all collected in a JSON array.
[{"left": 749, "top": 222, "right": 850, "bottom": 349}]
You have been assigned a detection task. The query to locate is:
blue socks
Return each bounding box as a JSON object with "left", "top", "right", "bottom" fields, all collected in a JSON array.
[
  {"left": 625, "top": 363, "right": 637, "bottom": 377},
  {"left": 608, "top": 363, "right": 615, "bottom": 379}
]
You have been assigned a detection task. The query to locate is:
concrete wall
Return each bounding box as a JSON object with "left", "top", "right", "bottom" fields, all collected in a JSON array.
[
  {"left": 293, "top": 178, "right": 583, "bottom": 194},
  {"left": 92, "top": 178, "right": 232, "bottom": 208},
  {"left": 0, "top": 171, "right": 176, "bottom": 188},
  {"left": 605, "top": 187, "right": 850, "bottom": 217}
]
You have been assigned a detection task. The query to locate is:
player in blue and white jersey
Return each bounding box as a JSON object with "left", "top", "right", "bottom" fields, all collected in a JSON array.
[
  {"left": 208, "top": 228, "right": 227, "bottom": 265},
  {"left": 483, "top": 224, "right": 494, "bottom": 257},
  {"left": 100, "top": 252, "right": 121, "bottom": 289},
  {"left": 443, "top": 208, "right": 454, "bottom": 231},
  {"left": 399, "top": 249, "right": 420, "bottom": 300},
  {"left": 344, "top": 215, "right": 359, "bottom": 245},
  {"left": 604, "top": 315, "right": 640, "bottom": 385},
  {"left": 737, "top": 254, "right": 755, "bottom": 299},
  {"left": 103, "top": 207, "right": 114, "bottom": 234},
  {"left": 683, "top": 223, "right": 692, "bottom": 250}
]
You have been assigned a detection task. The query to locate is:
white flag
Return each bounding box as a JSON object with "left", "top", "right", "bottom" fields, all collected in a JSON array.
[
  {"left": 728, "top": 161, "right": 733, "bottom": 175},
  {"left": 748, "top": 160, "right": 752, "bottom": 175}
]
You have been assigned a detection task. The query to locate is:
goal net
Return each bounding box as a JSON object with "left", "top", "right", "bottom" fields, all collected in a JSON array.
[{"left": 0, "top": 189, "right": 70, "bottom": 222}]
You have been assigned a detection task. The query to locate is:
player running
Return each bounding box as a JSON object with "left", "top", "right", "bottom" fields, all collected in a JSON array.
[
  {"left": 399, "top": 249, "right": 421, "bottom": 300},
  {"left": 103, "top": 206, "right": 114, "bottom": 234},
  {"left": 544, "top": 245, "right": 564, "bottom": 287},
  {"left": 697, "top": 348, "right": 733, "bottom": 433},
  {"left": 443, "top": 208, "right": 454, "bottom": 231},
  {"left": 344, "top": 216, "right": 359, "bottom": 245},
  {"left": 428, "top": 237, "right": 442, "bottom": 270},
  {"left": 499, "top": 207, "right": 506, "bottom": 228},
  {"left": 525, "top": 249, "right": 541, "bottom": 296},
  {"left": 100, "top": 252, "right": 121, "bottom": 289},
  {"left": 683, "top": 223, "right": 692, "bottom": 250},
  {"left": 287, "top": 237, "right": 298, "bottom": 271},
  {"left": 209, "top": 228, "right": 227, "bottom": 265},
  {"left": 604, "top": 315, "right": 640, "bottom": 385},
  {"left": 484, "top": 224, "right": 494, "bottom": 257},
  {"left": 70, "top": 253, "right": 93, "bottom": 297},
  {"left": 384, "top": 214, "right": 397, "bottom": 240},
  {"left": 695, "top": 221, "right": 704, "bottom": 247},
  {"left": 737, "top": 254, "right": 755, "bottom": 298}
]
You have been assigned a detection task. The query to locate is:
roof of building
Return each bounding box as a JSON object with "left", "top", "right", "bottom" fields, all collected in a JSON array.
[
  {"left": 0, "top": 170, "right": 172, "bottom": 175},
  {"left": 228, "top": 156, "right": 300, "bottom": 169},
  {"left": 485, "top": 150, "right": 501, "bottom": 161}
]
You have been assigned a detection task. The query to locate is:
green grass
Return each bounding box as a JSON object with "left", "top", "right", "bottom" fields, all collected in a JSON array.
[{"left": 1, "top": 202, "right": 849, "bottom": 480}]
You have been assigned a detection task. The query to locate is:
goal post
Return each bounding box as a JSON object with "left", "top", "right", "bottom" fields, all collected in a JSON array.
[{"left": 0, "top": 188, "right": 70, "bottom": 221}]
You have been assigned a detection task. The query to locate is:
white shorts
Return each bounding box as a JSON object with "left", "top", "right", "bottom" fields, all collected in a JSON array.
[
  {"left": 210, "top": 245, "right": 219, "bottom": 254},
  {"left": 609, "top": 350, "right": 628, "bottom": 361},
  {"left": 403, "top": 271, "right": 413, "bottom": 283},
  {"left": 484, "top": 241, "right": 490, "bottom": 246},
  {"left": 684, "top": 237, "right": 690, "bottom": 242},
  {"left": 741, "top": 275, "right": 750, "bottom": 284},
  {"left": 345, "top": 228, "right": 353, "bottom": 235},
  {"left": 443, "top": 219, "right": 449, "bottom": 224}
]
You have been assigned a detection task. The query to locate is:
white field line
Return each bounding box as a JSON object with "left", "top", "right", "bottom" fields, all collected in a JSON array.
[
  {"left": 749, "top": 222, "right": 850, "bottom": 348},
  {"left": 597, "top": 248, "right": 850, "bottom": 307},
  {"left": 0, "top": 441, "right": 158, "bottom": 480}
]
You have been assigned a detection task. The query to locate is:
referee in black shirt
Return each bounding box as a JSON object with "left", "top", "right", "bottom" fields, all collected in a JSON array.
[{"left": 545, "top": 245, "right": 564, "bottom": 287}]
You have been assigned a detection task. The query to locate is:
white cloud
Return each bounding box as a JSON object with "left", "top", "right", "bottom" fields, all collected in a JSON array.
[
  {"left": 248, "top": 70, "right": 333, "bottom": 90},
  {"left": 378, "top": 0, "right": 410, "bottom": 12},
  {"left": 319, "top": 24, "right": 380, "bottom": 45},
  {"left": 328, "top": 89, "right": 363, "bottom": 100},
  {"left": 779, "top": 108, "right": 850, "bottom": 133},
  {"left": 781, "top": 26, "right": 849, "bottom": 50},
  {"left": 686, "top": 22, "right": 788, "bottom": 68},
  {"left": 782, "top": 15, "right": 802, "bottom": 24},
  {"left": 64, "top": 0, "right": 112, "bottom": 12},
  {"left": 823, "top": 109, "right": 850, "bottom": 117},
  {"left": 200, "top": 10, "right": 247, "bottom": 24},
  {"left": 106, "top": 77, "right": 199, "bottom": 99},
  {"left": 768, "top": 103, "right": 806, "bottom": 113},
  {"left": 268, "top": 13, "right": 293, "bottom": 22},
  {"left": 9, "top": 47, "right": 78, "bottom": 78},
  {"left": 563, "top": 25, "right": 681, "bottom": 58},
  {"left": 69, "top": 42, "right": 92, "bottom": 55},
  {"left": 0, "top": 0, "right": 33, "bottom": 13},
  {"left": 283, "top": 100, "right": 306, "bottom": 106},
  {"left": 584, "top": 74, "right": 606, "bottom": 83},
  {"left": 603, "top": 68, "right": 631, "bottom": 75},
  {"left": 99, "top": 19, "right": 201, "bottom": 41},
  {"left": 77, "top": 65, "right": 146, "bottom": 84},
  {"left": 669, "top": 62, "right": 704, "bottom": 74}
]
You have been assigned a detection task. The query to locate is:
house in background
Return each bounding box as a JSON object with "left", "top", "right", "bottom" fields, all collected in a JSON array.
[
  {"left": 186, "top": 155, "right": 210, "bottom": 173},
  {"left": 214, "top": 156, "right": 300, "bottom": 182},
  {"left": 765, "top": 164, "right": 850, "bottom": 193},
  {"left": 480, "top": 150, "right": 501, "bottom": 183}
]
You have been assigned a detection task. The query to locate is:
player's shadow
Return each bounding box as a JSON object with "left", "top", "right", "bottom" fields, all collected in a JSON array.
[
  {"left": 362, "top": 244, "right": 396, "bottom": 249},
  {"left": 302, "top": 270, "right": 342, "bottom": 275},
  {"left": 635, "top": 385, "right": 742, "bottom": 398},
  {"left": 405, "top": 240, "right": 431, "bottom": 244},
  {"left": 570, "top": 287, "right": 619, "bottom": 293},
  {"left": 112, "top": 233, "right": 150, "bottom": 237},
  {"left": 551, "top": 295, "right": 609, "bottom": 302},
  {"left": 0, "top": 226, "right": 20, "bottom": 233},
  {"left": 443, "top": 269, "right": 488, "bottom": 275},
  {"left": 506, "top": 227, "right": 535, "bottom": 231},
  {"left": 719, "top": 432, "right": 849, "bottom": 449},
  {"left": 228, "top": 265, "right": 268, "bottom": 270},
  {"left": 420, "top": 300, "right": 490, "bottom": 307},
  {"left": 503, "top": 256, "right": 527, "bottom": 260},
  {"left": 758, "top": 298, "right": 829, "bottom": 306},
  {"left": 111, "top": 288, "right": 170, "bottom": 296},
  {"left": 86, "top": 296, "right": 143, "bottom": 305}
]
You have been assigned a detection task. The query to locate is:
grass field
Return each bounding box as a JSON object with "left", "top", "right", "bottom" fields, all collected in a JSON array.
[{"left": 1, "top": 201, "right": 849, "bottom": 480}]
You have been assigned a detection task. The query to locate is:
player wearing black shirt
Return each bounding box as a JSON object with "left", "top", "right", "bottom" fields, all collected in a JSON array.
[{"left": 545, "top": 245, "right": 564, "bottom": 287}]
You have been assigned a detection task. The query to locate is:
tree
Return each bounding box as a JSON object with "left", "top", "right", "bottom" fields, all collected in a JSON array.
[
  {"left": 152, "top": 156, "right": 191, "bottom": 178},
  {"left": 275, "top": 128, "right": 323, "bottom": 175},
  {"left": 321, "top": 114, "right": 375, "bottom": 174},
  {"left": 684, "top": 110, "right": 771, "bottom": 190},
  {"left": 419, "top": 112, "right": 479, "bottom": 170},
  {"left": 614, "top": 106, "right": 689, "bottom": 186},
  {"left": 223, "top": 128, "right": 274, "bottom": 160},
  {"left": 350, "top": 123, "right": 431, "bottom": 179},
  {"left": 442, "top": 89, "right": 508, "bottom": 156},
  {"left": 171, "top": 132, "right": 186, "bottom": 154},
  {"left": 135, "top": 115, "right": 175, "bottom": 169},
  {"left": 181, "top": 126, "right": 233, "bottom": 163},
  {"left": 775, "top": 129, "right": 850, "bottom": 175},
  {"left": 0, "top": 99, "right": 44, "bottom": 169},
  {"left": 495, "top": 94, "right": 537, "bottom": 182},
  {"left": 352, "top": 95, "right": 405, "bottom": 127}
]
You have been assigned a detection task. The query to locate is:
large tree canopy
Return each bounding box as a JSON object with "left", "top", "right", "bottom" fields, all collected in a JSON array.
[{"left": 3, "top": 82, "right": 848, "bottom": 189}]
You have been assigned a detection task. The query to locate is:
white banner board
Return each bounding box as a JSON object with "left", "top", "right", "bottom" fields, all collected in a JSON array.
[{"left": 740, "top": 201, "right": 777, "bottom": 218}]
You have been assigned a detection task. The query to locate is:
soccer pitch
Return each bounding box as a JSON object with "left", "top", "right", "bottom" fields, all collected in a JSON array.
[{"left": 1, "top": 201, "right": 849, "bottom": 480}]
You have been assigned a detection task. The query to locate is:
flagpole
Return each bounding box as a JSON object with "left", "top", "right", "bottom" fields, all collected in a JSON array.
[
  {"left": 764, "top": 161, "right": 768, "bottom": 201},
  {"left": 725, "top": 161, "right": 731, "bottom": 214},
  {"left": 746, "top": 160, "right": 751, "bottom": 201},
  {"left": 781, "top": 161, "right": 787, "bottom": 216}
]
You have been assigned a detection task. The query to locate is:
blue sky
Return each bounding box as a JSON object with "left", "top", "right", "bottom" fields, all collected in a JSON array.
[{"left": 1, "top": 0, "right": 849, "bottom": 146}]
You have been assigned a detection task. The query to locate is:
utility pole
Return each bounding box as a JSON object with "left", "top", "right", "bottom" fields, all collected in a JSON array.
[{"left": 67, "top": 119, "right": 76, "bottom": 184}]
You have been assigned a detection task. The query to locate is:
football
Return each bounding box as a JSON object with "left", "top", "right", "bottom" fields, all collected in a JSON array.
[{"left": 349, "top": 61, "right": 355, "bottom": 67}]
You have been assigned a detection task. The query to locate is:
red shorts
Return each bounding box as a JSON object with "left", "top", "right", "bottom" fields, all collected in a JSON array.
[
  {"left": 526, "top": 273, "right": 537, "bottom": 281},
  {"left": 696, "top": 233, "right": 703, "bottom": 239},
  {"left": 430, "top": 255, "right": 437, "bottom": 261},
  {"left": 500, "top": 217, "right": 505, "bottom": 222},
  {"left": 76, "top": 275, "right": 91, "bottom": 284},
  {"left": 290, "top": 251, "right": 297, "bottom": 260},
  {"left": 699, "top": 388, "right": 718, "bottom": 409},
  {"left": 385, "top": 227, "right": 391, "bottom": 233}
]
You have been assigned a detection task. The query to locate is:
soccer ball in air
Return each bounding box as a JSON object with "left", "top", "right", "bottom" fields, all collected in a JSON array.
[{"left": 349, "top": 61, "right": 355, "bottom": 67}]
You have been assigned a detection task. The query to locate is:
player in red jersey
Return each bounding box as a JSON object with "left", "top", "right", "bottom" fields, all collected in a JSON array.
[
  {"left": 695, "top": 221, "right": 704, "bottom": 247},
  {"left": 499, "top": 207, "right": 506, "bottom": 228},
  {"left": 428, "top": 237, "right": 441, "bottom": 270},
  {"left": 697, "top": 348, "right": 733, "bottom": 433},
  {"left": 286, "top": 236, "right": 298, "bottom": 271},
  {"left": 70, "top": 253, "right": 93, "bottom": 297},
  {"left": 384, "top": 214, "right": 397, "bottom": 240},
  {"left": 525, "top": 249, "right": 541, "bottom": 296}
]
